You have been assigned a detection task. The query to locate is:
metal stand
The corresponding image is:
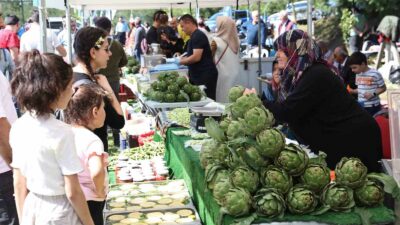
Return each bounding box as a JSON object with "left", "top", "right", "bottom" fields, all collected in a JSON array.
[{"left": 375, "top": 41, "right": 400, "bottom": 69}]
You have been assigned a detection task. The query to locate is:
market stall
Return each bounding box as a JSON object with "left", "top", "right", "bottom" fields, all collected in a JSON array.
[{"left": 164, "top": 127, "right": 395, "bottom": 225}]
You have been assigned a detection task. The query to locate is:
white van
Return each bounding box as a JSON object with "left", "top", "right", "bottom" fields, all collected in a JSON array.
[{"left": 48, "top": 17, "right": 64, "bottom": 35}]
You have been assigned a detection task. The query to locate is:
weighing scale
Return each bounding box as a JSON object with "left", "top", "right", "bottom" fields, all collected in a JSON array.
[{"left": 190, "top": 106, "right": 224, "bottom": 133}]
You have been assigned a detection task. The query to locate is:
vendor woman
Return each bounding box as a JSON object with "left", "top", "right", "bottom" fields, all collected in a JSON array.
[
  {"left": 254, "top": 29, "right": 382, "bottom": 172},
  {"left": 177, "top": 14, "right": 218, "bottom": 100}
]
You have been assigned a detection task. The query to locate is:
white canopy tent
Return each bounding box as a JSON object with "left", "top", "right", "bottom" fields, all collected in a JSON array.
[
  {"left": 38, "top": 0, "right": 265, "bottom": 80},
  {"left": 68, "top": 0, "right": 260, "bottom": 10}
]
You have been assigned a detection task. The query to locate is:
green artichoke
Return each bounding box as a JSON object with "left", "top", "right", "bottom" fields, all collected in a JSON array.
[
  {"left": 230, "top": 94, "right": 262, "bottom": 119},
  {"left": 355, "top": 179, "right": 385, "bottom": 207},
  {"left": 228, "top": 85, "right": 245, "bottom": 103},
  {"left": 318, "top": 183, "right": 355, "bottom": 213},
  {"left": 215, "top": 143, "right": 230, "bottom": 165},
  {"left": 226, "top": 120, "right": 246, "bottom": 140},
  {"left": 164, "top": 93, "right": 176, "bottom": 102},
  {"left": 190, "top": 92, "right": 202, "bottom": 101},
  {"left": 222, "top": 187, "right": 252, "bottom": 217},
  {"left": 219, "top": 117, "right": 232, "bottom": 133},
  {"left": 213, "top": 177, "right": 233, "bottom": 205},
  {"left": 240, "top": 107, "right": 269, "bottom": 136},
  {"left": 256, "top": 128, "right": 286, "bottom": 158},
  {"left": 205, "top": 117, "right": 226, "bottom": 143},
  {"left": 286, "top": 186, "right": 318, "bottom": 215},
  {"left": 275, "top": 144, "right": 309, "bottom": 176},
  {"left": 300, "top": 163, "right": 331, "bottom": 193},
  {"left": 205, "top": 164, "right": 229, "bottom": 190},
  {"left": 241, "top": 146, "right": 269, "bottom": 170},
  {"left": 253, "top": 188, "right": 286, "bottom": 218},
  {"left": 226, "top": 150, "right": 246, "bottom": 169},
  {"left": 199, "top": 140, "right": 219, "bottom": 169},
  {"left": 260, "top": 166, "right": 293, "bottom": 194},
  {"left": 176, "top": 76, "right": 188, "bottom": 87},
  {"left": 230, "top": 166, "right": 260, "bottom": 193},
  {"left": 151, "top": 81, "right": 160, "bottom": 90},
  {"left": 335, "top": 157, "right": 367, "bottom": 189},
  {"left": 167, "top": 84, "right": 180, "bottom": 94}
]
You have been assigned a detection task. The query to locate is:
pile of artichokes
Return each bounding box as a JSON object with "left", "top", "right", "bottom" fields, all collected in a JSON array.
[{"left": 199, "top": 86, "right": 400, "bottom": 220}]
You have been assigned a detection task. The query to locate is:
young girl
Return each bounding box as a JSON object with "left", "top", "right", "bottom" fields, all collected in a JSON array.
[
  {"left": 64, "top": 84, "right": 108, "bottom": 225},
  {"left": 10, "top": 50, "right": 94, "bottom": 225},
  {"left": 262, "top": 60, "right": 280, "bottom": 102},
  {"left": 73, "top": 26, "right": 125, "bottom": 152}
]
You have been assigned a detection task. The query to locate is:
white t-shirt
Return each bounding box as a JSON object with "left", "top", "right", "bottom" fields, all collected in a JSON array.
[
  {"left": 72, "top": 126, "right": 109, "bottom": 201},
  {"left": 0, "top": 72, "right": 17, "bottom": 173},
  {"left": 20, "top": 23, "right": 61, "bottom": 54},
  {"left": 10, "top": 112, "right": 83, "bottom": 196}
]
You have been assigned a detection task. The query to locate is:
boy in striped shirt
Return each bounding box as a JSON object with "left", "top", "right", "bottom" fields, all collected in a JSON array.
[{"left": 348, "top": 51, "right": 386, "bottom": 116}]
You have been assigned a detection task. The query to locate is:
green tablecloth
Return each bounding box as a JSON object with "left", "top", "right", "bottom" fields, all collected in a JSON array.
[{"left": 164, "top": 128, "right": 396, "bottom": 225}]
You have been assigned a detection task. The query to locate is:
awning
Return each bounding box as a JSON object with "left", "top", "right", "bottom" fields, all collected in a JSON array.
[{"left": 68, "top": 0, "right": 260, "bottom": 10}]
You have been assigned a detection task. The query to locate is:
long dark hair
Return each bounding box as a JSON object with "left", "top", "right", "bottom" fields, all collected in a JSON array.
[{"left": 73, "top": 26, "right": 107, "bottom": 79}]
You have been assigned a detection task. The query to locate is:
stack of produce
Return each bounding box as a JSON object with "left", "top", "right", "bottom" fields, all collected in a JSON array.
[
  {"left": 122, "top": 141, "right": 165, "bottom": 160},
  {"left": 167, "top": 108, "right": 191, "bottom": 127},
  {"left": 144, "top": 72, "right": 203, "bottom": 102},
  {"left": 108, "top": 180, "right": 188, "bottom": 197},
  {"left": 105, "top": 180, "right": 197, "bottom": 220},
  {"left": 106, "top": 209, "right": 200, "bottom": 225},
  {"left": 125, "top": 56, "right": 140, "bottom": 74},
  {"left": 116, "top": 157, "right": 169, "bottom": 182},
  {"left": 199, "top": 86, "right": 400, "bottom": 223},
  {"left": 108, "top": 141, "right": 165, "bottom": 171}
]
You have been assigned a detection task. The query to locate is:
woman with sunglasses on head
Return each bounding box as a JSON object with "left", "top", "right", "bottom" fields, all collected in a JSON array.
[
  {"left": 251, "top": 29, "right": 382, "bottom": 172},
  {"left": 73, "top": 27, "right": 125, "bottom": 152}
]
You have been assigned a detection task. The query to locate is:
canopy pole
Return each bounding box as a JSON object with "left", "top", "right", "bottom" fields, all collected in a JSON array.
[
  {"left": 65, "top": 0, "right": 73, "bottom": 64},
  {"left": 236, "top": 0, "right": 239, "bottom": 10},
  {"left": 39, "top": 0, "right": 47, "bottom": 53},
  {"left": 189, "top": 2, "right": 192, "bottom": 15},
  {"left": 195, "top": 0, "right": 199, "bottom": 20},
  {"left": 257, "top": 0, "right": 262, "bottom": 92},
  {"left": 169, "top": 4, "right": 173, "bottom": 18},
  {"left": 307, "top": 0, "right": 312, "bottom": 36}
]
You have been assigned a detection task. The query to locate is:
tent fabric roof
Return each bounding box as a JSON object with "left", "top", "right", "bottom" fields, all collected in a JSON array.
[{"left": 69, "top": 0, "right": 261, "bottom": 10}]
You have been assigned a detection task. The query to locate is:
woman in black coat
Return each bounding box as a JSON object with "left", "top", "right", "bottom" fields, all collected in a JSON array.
[{"left": 260, "top": 29, "right": 382, "bottom": 172}]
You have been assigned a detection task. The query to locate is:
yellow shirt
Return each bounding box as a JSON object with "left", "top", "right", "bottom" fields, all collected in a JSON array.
[{"left": 178, "top": 25, "right": 190, "bottom": 44}]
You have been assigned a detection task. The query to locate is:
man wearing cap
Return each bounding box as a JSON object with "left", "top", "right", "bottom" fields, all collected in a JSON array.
[{"left": 0, "top": 15, "right": 20, "bottom": 62}]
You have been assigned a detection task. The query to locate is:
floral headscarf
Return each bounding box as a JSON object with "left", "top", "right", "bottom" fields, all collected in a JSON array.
[{"left": 273, "top": 29, "right": 337, "bottom": 101}]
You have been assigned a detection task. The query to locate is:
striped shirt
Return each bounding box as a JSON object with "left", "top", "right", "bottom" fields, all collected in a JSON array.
[{"left": 355, "top": 68, "right": 385, "bottom": 107}]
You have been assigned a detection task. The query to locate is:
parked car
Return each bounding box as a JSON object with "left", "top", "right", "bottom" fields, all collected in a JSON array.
[
  {"left": 286, "top": 1, "right": 322, "bottom": 23},
  {"left": 205, "top": 8, "right": 250, "bottom": 32},
  {"left": 204, "top": 12, "right": 227, "bottom": 32}
]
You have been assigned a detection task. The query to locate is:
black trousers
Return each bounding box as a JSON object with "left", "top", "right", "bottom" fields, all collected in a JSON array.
[
  {"left": 87, "top": 200, "right": 105, "bottom": 225},
  {"left": 0, "top": 171, "right": 18, "bottom": 225},
  {"left": 189, "top": 70, "right": 218, "bottom": 101}
]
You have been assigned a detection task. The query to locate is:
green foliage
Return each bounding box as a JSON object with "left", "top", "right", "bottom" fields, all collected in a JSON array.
[
  {"left": 264, "top": 0, "right": 287, "bottom": 16},
  {"left": 339, "top": 9, "right": 355, "bottom": 44},
  {"left": 314, "top": 16, "right": 342, "bottom": 44}
]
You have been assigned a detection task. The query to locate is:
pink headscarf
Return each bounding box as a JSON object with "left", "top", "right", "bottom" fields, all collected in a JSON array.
[{"left": 216, "top": 16, "right": 240, "bottom": 54}]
